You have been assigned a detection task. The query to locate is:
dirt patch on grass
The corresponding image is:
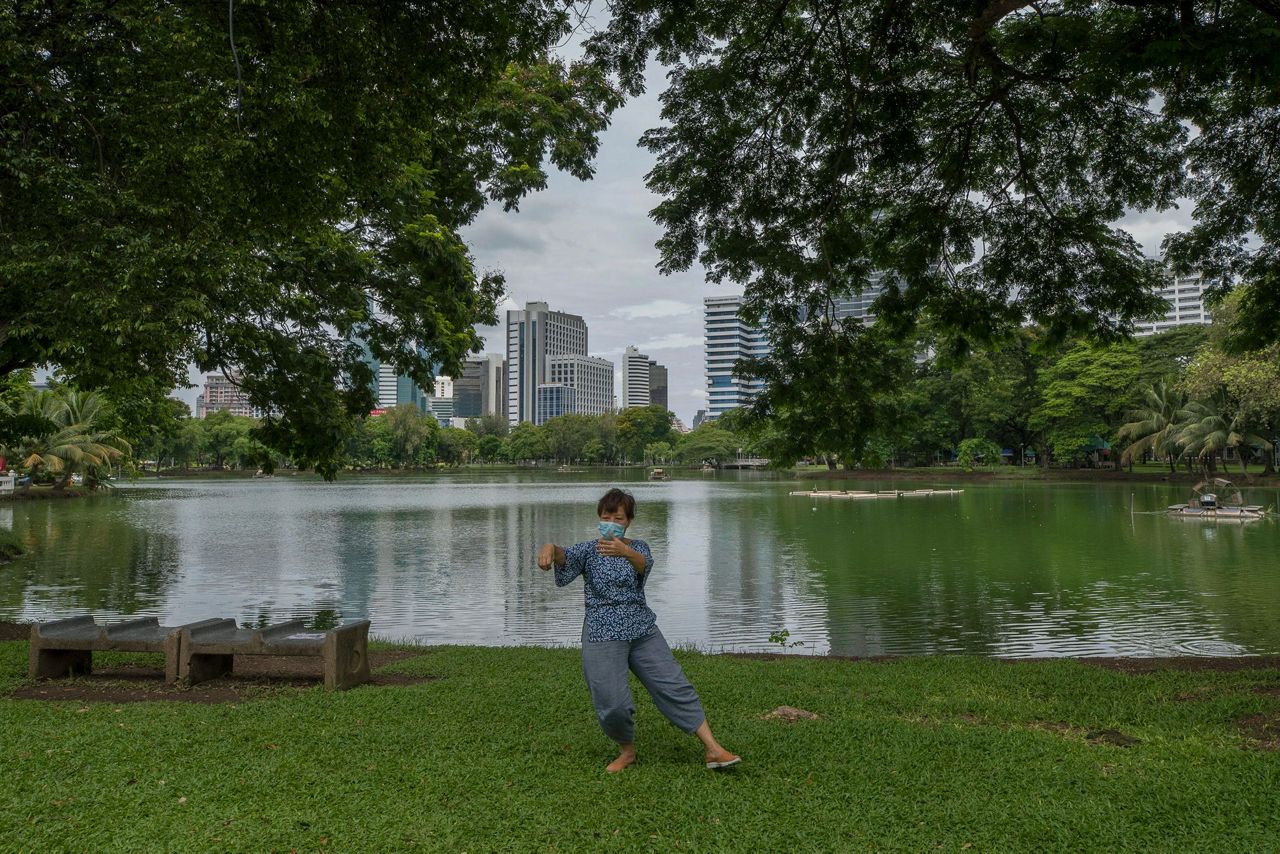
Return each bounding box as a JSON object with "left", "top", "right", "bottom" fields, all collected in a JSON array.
[
  {"left": 1080, "top": 656, "right": 1280, "bottom": 674},
  {"left": 0, "top": 621, "right": 30, "bottom": 641},
  {"left": 6, "top": 649, "right": 436, "bottom": 704},
  {"left": 1237, "top": 712, "right": 1280, "bottom": 750},
  {"left": 1024, "top": 720, "right": 1141, "bottom": 746}
]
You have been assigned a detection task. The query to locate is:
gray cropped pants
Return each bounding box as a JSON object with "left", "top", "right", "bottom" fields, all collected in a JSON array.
[{"left": 580, "top": 623, "right": 706, "bottom": 744}]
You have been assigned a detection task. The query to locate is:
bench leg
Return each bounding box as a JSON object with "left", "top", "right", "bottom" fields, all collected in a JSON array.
[
  {"left": 324, "top": 623, "right": 370, "bottom": 690},
  {"left": 163, "top": 632, "right": 182, "bottom": 683},
  {"left": 184, "top": 653, "right": 233, "bottom": 685},
  {"left": 30, "top": 647, "right": 93, "bottom": 679}
]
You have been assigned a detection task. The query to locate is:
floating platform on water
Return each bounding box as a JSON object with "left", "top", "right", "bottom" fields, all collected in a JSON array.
[
  {"left": 1167, "top": 504, "right": 1267, "bottom": 520},
  {"left": 789, "top": 488, "right": 964, "bottom": 499},
  {"left": 1166, "top": 479, "right": 1270, "bottom": 521}
]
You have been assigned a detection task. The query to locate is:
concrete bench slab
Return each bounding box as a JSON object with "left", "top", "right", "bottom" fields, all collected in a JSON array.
[
  {"left": 28, "top": 616, "right": 228, "bottom": 681},
  {"left": 180, "top": 619, "right": 371, "bottom": 690},
  {"left": 29, "top": 616, "right": 372, "bottom": 691}
]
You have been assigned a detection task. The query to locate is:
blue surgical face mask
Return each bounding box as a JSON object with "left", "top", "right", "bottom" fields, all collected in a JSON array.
[{"left": 598, "top": 521, "right": 626, "bottom": 540}]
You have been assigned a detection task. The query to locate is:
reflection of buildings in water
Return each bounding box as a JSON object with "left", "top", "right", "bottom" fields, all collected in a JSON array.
[
  {"left": 639, "top": 487, "right": 708, "bottom": 646},
  {"left": 500, "top": 497, "right": 611, "bottom": 647},
  {"left": 164, "top": 482, "right": 341, "bottom": 626},
  {"left": 700, "top": 489, "right": 833, "bottom": 654},
  {"left": 165, "top": 483, "right": 285, "bottom": 623}
]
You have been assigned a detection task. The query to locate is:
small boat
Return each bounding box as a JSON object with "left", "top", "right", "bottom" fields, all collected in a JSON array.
[
  {"left": 648, "top": 468, "right": 671, "bottom": 481},
  {"left": 1168, "top": 479, "right": 1268, "bottom": 520},
  {"left": 701, "top": 464, "right": 715, "bottom": 473}
]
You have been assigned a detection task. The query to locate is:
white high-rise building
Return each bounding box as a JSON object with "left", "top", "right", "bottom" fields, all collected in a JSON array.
[
  {"left": 1134, "top": 270, "right": 1212, "bottom": 336},
  {"left": 704, "top": 295, "right": 769, "bottom": 419},
  {"left": 506, "top": 301, "right": 589, "bottom": 424},
  {"left": 548, "top": 355, "right": 615, "bottom": 418},
  {"left": 376, "top": 363, "right": 399, "bottom": 409},
  {"left": 832, "top": 271, "right": 892, "bottom": 323},
  {"left": 621, "top": 345, "right": 651, "bottom": 409}
]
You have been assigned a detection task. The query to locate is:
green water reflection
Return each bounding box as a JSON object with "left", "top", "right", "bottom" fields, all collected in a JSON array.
[{"left": 0, "top": 474, "right": 1277, "bottom": 656}]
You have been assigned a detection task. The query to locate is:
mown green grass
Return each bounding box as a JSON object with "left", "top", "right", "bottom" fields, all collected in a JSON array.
[{"left": 2, "top": 642, "right": 1278, "bottom": 852}]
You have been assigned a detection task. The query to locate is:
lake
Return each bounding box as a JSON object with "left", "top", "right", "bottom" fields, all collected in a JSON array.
[{"left": 2, "top": 471, "right": 1279, "bottom": 657}]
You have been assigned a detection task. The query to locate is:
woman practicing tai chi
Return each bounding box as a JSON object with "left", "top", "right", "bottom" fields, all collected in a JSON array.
[{"left": 537, "top": 487, "right": 741, "bottom": 773}]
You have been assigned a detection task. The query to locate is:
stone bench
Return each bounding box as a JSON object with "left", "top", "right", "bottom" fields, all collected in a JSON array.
[
  {"left": 29, "top": 616, "right": 372, "bottom": 691},
  {"left": 28, "top": 616, "right": 226, "bottom": 682},
  {"left": 179, "top": 619, "right": 371, "bottom": 690}
]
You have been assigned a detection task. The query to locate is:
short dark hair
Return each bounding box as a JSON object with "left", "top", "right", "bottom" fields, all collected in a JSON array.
[{"left": 597, "top": 488, "right": 636, "bottom": 520}]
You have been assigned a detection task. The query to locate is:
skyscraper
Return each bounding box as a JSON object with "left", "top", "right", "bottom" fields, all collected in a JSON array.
[
  {"left": 548, "top": 355, "right": 614, "bottom": 417},
  {"left": 535, "top": 383, "right": 577, "bottom": 425},
  {"left": 200, "top": 373, "right": 259, "bottom": 418},
  {"left": 621, "top": 345, "right": 651, "bottom": 409},
  {"left": 1134, "top": 270, "right": 1211, "bottom": 336},
  {"left": 360, "top": 342, "right": 430, "bottom": 412},
  {"left": 506, "top": 301, "right": 589, "bottom": 424},
  {"left": 648, "top": 360, "right": 668, "bottom": 411},
  {"left": 703, "top": 295, "right": 769, "bottom": 419},
  {"left": 454, "top": 353, "right": 506, "bottom": 419},
  {"left": 831, "top": 271, "right": 892, "bottom": 323}
]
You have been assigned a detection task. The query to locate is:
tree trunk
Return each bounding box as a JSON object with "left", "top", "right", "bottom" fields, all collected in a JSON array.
[{"left": 1167, "top": 453, "right": 1176, "bottom": 474}]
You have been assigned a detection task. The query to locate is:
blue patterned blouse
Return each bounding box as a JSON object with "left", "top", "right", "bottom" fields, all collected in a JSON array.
[{"left": 556, "top": 538, "right": 656, "bottom": 642}]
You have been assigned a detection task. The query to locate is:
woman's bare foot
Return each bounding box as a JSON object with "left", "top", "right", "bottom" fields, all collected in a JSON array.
[
  {"left": 704, "top": 748, "right": 741, "bottom": 769},
  {"left": 606, "top": 746, "right": 637, "bottom": 773}
]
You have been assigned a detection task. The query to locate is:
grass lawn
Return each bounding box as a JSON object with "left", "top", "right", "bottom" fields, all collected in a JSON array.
[{"left": 2, "top": 642, "right": 1278, "bottom": 852}]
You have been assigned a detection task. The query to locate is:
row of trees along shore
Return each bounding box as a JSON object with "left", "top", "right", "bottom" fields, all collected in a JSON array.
[
  {"left": 744, "top": 291, "right": 1277, "bottom": 474},
  {"left": 131, "top": 405, "right": 736, "bottom": 471},
  {"left": 4, "top": 290, "right": 1274, "bottom": 483}
]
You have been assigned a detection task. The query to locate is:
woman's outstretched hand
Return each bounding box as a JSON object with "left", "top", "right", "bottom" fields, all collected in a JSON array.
[{"left": 537, "top": 543, "right": 557, "bottom": 571}]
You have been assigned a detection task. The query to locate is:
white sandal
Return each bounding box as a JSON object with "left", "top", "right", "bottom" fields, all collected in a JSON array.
[{"left": 705, "top": 754, "right": 742, "bottom": 770}]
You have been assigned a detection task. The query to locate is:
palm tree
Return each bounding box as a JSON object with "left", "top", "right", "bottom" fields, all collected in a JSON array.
[
  {"left": 57, "top": 389, "right": 131, "bottom": 488},
  {"left": 8, "top": 389, "right": 130, "bottom": 490},
  {"left": 1116, "top": 380, "right": 1189, "bottom": 473},
  {"left": 1177, "top": 392, "right": 1273, "bottom": 476}
]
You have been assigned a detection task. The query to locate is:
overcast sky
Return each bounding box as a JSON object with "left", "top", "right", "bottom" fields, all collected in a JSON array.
[{"left": 462, "top": 60, "right": 719, "bottom": 426}]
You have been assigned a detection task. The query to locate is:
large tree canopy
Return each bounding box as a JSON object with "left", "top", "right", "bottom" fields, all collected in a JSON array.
[
  {"left": 2, "top": 2, "right": 620, "bottom": 476},
  {"left": 587, "top": 0, "right": 1280, "bottom": 436}
]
